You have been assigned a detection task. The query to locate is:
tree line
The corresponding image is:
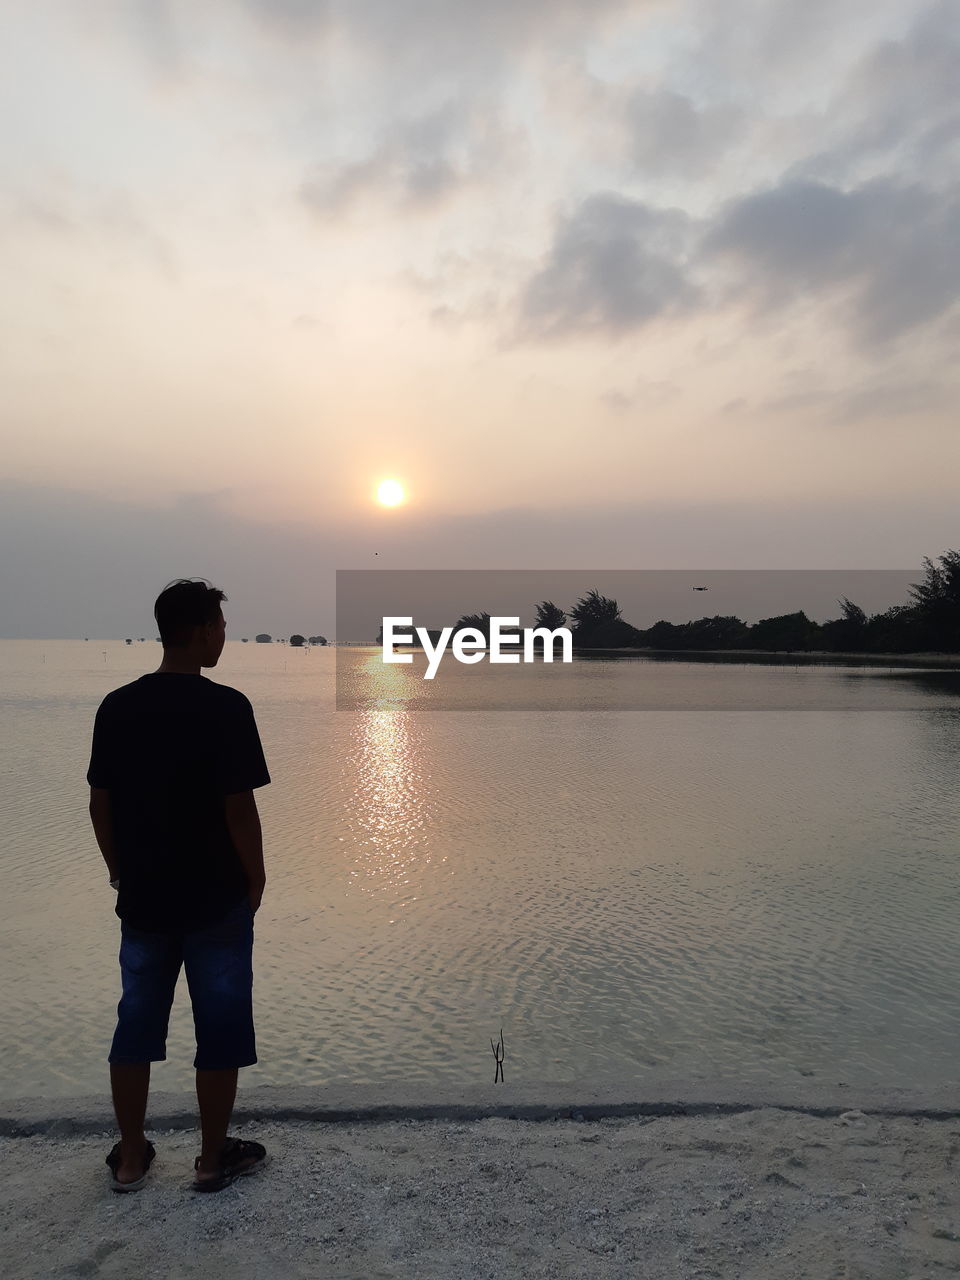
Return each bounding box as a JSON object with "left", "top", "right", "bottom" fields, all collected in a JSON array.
[{"left": 410, "top": 549, "right": 960, "bottom": 655}]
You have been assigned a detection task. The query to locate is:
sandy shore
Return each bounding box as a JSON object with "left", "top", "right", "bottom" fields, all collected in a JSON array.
[{"left": 3, "top": 1084, "right": 960, "bottom": 1278}]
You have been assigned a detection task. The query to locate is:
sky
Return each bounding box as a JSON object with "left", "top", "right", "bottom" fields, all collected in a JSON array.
[{"left": 1, "top": 0, "right": 957, "bottom": 637}]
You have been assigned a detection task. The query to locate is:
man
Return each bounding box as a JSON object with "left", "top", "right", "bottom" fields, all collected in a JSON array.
[{"left": 88, "top": 578, "right": 271, "bottom": 1193}]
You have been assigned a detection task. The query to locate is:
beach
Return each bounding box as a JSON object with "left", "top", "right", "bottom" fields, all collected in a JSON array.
[{"left": 4, "top": 1083, "right": 960, "bottom": 1278}]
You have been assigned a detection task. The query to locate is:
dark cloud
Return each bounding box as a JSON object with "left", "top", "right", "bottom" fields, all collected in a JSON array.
[
  {"left": 707, "top": 181, "right": 865, "bottom": 285},
  {"left": 514, "top": 193, "right": 698, "bottom": 341},
  {"left": 627, "top": 89, "right": 744, "bottom": 176},
  {"left": 705, "top": 177, "right": 960, "bottom": 344},
  {"left": 509, "top": 167, "right": 959, "bottom": 349},
  {"left": 792, "top": 0, "right": 959, "bottom": 188}
]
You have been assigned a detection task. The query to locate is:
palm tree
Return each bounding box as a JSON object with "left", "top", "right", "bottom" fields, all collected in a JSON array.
[
  {"left": 908, "top": 550, "right": 960, "bottom": 650},
  {"left": 455, "top": 612, "right": 492, "bottom": 638},
  {"left": 534, "top": 601, "right": 567, "bottom": 629},
  {"left": 909, "top": 551, "right": 960, "bottom": 610},
  {"left": 569, "top": 589, "right": 621, "bottom": 631},
  {"left": 838, "top": 597, "right": 868, "bottom": 627}
]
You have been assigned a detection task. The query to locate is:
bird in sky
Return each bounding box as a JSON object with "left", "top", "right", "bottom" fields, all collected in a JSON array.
[{"left": 693, "top": 586, "right": 708, "bottom": 591}]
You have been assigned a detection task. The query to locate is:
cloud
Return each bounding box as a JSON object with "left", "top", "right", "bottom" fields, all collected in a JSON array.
[
  {"left": 735, "top": 372, "right": 954, "bottom": 427},
  {"left": 839, "top": 378, "right": 951, "bottom": 422},
  {"left": 120, "top": 0, "right": 184, "bottom": 79},
  {"left": 508, "top": 167, "right": 960, "bottom": 350},
  {"left": 705, "top": 176, "right": 960, "bottom": 344},
  {"left": 706, "top": 181, "right": 866, "bottom": 288},
  {"left": 6, "top": 187, "right": 179, "bottom": 280},
  {"left": 759, "top": 388, "right": 834, "bottom": 417},
  {"left": 300, "top": 102, "right": 524, "bottom": 217},
  {"left": 325, "top": 0, "right": 637, "bottom": 71},
  {"left": 493, "top": 1, "right": 959, "bottom": 351},
  {"left": 291, "top": 312, "right": 331, "bottom": 331},
  {"left": 627, "top": 89, "right": 745, "bottom": 176},
  {"left": 302, "top": 119, "right": 461, "bottom": 215},
  {"left": 792, "top": 0, "right": 960, "bottom": 188},
  {"left": 241, "top": 0, "right": 332, "bottom": 35},
  {"left": 600, "top": 379, "right": 679, "bottom": 412},
  {"left": 514, "top": 192, "right": 698, "bottom": 341},
  {"left": 126, "top": 0, "right": 639, "bottom": 90}
]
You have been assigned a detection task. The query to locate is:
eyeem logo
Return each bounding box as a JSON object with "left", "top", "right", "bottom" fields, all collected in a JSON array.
[{"left": 382, "top": 616, "right": 573, "bottom": 679}]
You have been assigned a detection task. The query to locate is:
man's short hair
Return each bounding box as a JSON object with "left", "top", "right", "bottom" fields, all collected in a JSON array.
[{"left": 155, "top": 579, "right": 227, "bottom": 648}]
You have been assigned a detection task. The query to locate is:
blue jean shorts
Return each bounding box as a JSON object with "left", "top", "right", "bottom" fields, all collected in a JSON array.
[{"left": 109, "top": 898, "right": 256, "bottom": 1071}]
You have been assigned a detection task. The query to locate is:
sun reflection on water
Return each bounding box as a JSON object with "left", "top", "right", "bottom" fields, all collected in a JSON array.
[{"left": 343, "top": 682, "right": 439, "bottom": 897}]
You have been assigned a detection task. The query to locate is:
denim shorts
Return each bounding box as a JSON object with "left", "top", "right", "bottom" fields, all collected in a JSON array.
[{"left": 109, "top": 897, "right": 256, "bottom": 1071}]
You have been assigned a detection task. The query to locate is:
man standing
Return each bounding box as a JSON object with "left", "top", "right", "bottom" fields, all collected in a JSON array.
[{"left": 88, "top": 579, "right": 271, "bottom": 1193}]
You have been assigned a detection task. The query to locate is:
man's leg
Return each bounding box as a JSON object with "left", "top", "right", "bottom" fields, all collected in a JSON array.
[
  {"left": 108, "top": 923, "right": 181, "bottom": 1182},
  {"left": 110, "top": 1063, "right": 151, "bottom": 1182},
  {"left": 195, "top": 1067, "right": 239, "bottom": 1176},
  {"left": 184, "top": 899, "right": 260, "bottom": 1182}
]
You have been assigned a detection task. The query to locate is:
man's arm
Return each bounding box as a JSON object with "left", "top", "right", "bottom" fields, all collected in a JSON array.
[
  {"left": 224, "top": 790, "right": 266, "bottom": 913},
  {"left": 89, "top": 787, "right": 119, "bottom": 882}
]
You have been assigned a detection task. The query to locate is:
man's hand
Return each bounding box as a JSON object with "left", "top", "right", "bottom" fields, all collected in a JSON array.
[
  {"left": 89, "top": 787, "right": 119, "bottom": 881},
  {"left": 248, "top": 878, "right": 265, "bottom": 915},
  {"left": 224, "top": 790, "right": 266, "bottom": 918}
]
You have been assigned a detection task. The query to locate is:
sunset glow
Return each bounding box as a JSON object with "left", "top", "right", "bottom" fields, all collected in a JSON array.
[
  {"left": 1, "top": 1, "right": 957, "bottom": 636},
  {"left": 376, "top": 479, "right": 406, "bottom": 508}
]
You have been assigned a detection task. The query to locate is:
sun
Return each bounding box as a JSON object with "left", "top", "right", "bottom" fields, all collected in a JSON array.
[{"left": 376, "top": 478, "right": 406, "bottom": 507}]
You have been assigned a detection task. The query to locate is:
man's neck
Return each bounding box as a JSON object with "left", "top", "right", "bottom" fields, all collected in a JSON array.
[{"left": 155, "top": 652, "right": 203, "bottom": 675}]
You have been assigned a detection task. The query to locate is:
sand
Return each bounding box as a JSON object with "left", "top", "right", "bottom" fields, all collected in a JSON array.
[{"left": 4, "top": 1092, "right": 960, "bottom": 1278}]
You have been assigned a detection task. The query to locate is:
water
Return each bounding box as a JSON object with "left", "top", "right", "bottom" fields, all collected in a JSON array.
[{"left": 2, "top": 639, "right": 960, "bottom": 1099}]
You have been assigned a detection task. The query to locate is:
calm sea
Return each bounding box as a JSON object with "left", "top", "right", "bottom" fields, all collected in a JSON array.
[{"left": 2, "top": 638, "right": 959, "bottom": 1100}]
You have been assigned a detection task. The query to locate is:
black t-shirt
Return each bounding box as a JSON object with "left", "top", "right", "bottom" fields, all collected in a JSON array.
[{"left": 87, "top": 672, "right": 271, "bottom": 932}]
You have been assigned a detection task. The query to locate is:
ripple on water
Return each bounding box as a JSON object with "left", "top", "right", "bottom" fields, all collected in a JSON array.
[{"left": 2, "top": 649, "right": 960, "bottom": 1096}]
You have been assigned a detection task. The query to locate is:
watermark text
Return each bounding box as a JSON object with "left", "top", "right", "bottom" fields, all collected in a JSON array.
[{"left": 381, "top": 616, "right": 573, "bottom": 679}]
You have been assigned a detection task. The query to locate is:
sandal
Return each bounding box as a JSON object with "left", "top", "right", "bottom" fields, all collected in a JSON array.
[
  {"left": 192, "top": 1137, "right": 267, "bottom": 1193},
  {"left": 105, "top": 1140, "right": 156, "bottom": 1193}
]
